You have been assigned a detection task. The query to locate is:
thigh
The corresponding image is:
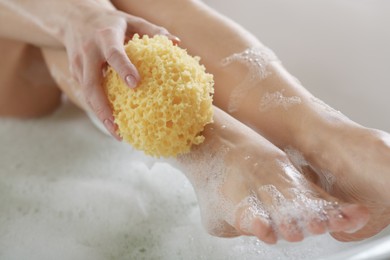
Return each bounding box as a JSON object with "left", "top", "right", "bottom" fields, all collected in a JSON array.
[{"left": 0, "top": 38, "right": 62, "bottom": 118}]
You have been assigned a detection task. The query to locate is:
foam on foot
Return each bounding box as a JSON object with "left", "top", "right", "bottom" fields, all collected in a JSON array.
[
  {"left": 220, "top": 46, "right": 279, "bottom": 113},
  {"left": 176, "top": 114, "right": 369, "bottom": 244}
]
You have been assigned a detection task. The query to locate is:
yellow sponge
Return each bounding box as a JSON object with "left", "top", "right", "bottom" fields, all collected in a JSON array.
[{"left": 103, "top": 34, "right": 214, "bottom": 157}]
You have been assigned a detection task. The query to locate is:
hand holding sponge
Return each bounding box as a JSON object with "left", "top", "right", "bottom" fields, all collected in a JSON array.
[{"left": 103, "top": 34, "right": 214, "bottom": 157}]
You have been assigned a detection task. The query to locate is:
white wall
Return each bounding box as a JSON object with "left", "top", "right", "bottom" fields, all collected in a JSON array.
[{"left": 204, "top": 0, "right": 390, "bottom": 131}]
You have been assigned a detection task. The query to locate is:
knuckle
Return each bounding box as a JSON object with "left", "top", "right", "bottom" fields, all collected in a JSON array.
[
  {"left": 70, "top": 53, "right": 82, "bottom": 67},
  {"left": 68, "top": 64, "right": 77, "bottom": 78},
  {"left": 82, "top": 80, "right": 93, "bottom": 90},
  {"left": 131, "top": 17, "right": 158, "bottom": 33},
  {"left": 94, "top": 105, "right": 109, "bottom": 122},
  {"left": 135, "top": 17, "right": 167, "bottom": 34},
  {"left": 85, "top": 93, "right": 109, "bottom": 121},
  {"left": 81, "top": 41, "right": 95, "bottom": 53},
  {"left": 97, "top": 22, "right": 125, "bottom": 39},
  {"left": 97, "top": 27, "right": 116, "bottom": 37},
  {"left": 130, "top": 16, "right": 146, "bottom": 27},
  {"left": 105, "top": 46, "right": 122, "bottom": 62},
  {"left": 156, "top": 26, "right": 169, "bottom": 35},
  {"left": 86, "top": 97, "right": 104, "bottom": 119},
  {"left": 94, "top": 107, "right": 106, "bottom": 121},
  {"left": 68, "top": 64, "right": 75, "bottom": 75},
  {"left": 85, "top": 97, "right": 94, "bottom": 110},
  {"left": 68, "top": 65, "right": 81, "bottom": 84}
]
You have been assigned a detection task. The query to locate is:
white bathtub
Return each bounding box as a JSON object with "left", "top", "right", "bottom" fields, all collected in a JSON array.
[{"left": 1, "top": 1, "right": 389, "bottom": 259}]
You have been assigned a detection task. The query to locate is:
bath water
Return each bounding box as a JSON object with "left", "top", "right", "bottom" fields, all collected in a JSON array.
[{"left": 0, "top": 102, "right": 365, "bottom": 259}]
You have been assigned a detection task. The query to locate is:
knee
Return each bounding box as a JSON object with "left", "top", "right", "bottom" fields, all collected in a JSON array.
[
  {"left": 0, "top": 82, "right": 62, "bottom": 118},
  {"left": 0, "top": 42, "right": 62, "bottom": 118}
]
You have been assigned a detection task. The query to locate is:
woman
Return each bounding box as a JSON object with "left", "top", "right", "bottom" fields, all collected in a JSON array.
[{"left": 1, "top": 0, "right": 389, "bottom": 244}]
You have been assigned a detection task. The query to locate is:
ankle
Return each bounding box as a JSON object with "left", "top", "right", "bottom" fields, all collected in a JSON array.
[{"left": 293, "top": 107, "right": 366, "bottom": 163}]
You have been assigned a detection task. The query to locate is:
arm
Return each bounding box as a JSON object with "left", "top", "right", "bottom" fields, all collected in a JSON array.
[
  {"left": 0, "top": 0, "right": 119, "bottom": 47},
  {"left": 0, "top": 1, "right": 62, "bottom": 47},
  {"left": 0, "top": 0, "right": 179, "bottom": 139}
]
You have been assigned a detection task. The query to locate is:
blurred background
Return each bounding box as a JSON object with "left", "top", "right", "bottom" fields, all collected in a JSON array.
[{"left": 205, "top": 0, "right": 390, "bottom": 131}]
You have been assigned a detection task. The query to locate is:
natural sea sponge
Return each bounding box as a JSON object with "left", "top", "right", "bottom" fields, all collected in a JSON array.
[{"left": 103, "top": 34, "right": 214, "bottom": 157}]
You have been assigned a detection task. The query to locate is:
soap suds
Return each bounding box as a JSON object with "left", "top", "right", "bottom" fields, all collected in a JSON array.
[
  {"left": 285, "top": 147, "right": 335, "bottom": 193},
  {"left": 259, "top": 90, "right": 301, "bottom": 112},
  {"left": 311, "top": 97, "right": 347, "bottom": 119},
  {"left": 0, "top": 102, "right": 369, "bottom": 259},
  {"left": 221, "top": 46, "right": 279, "bottom": 113}
]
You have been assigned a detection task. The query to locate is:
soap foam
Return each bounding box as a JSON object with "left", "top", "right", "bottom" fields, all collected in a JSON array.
[
  {"left": 285, "top": 147, "right": 335, "bottom": 193},
  {"left": 221, "top": 46, "right": 279, "bottom": 113},
  {"left": 311, "top": 97, "right": 347, "bottom": 119},
  {"left": 235, "top": 193, "right": 269, "bottom": 234},
  {"left": 177, "top": 142, "right": 339, "bottom": 242},
  {"left": 175, "top": 135, "right": 234, "bottom": 235},
  {"left": 257, "top": 184, "right": 342, "bottom": 239},
  {"left": 0, "top": 102, "right": 367, "bottom": 259},
  {"left": 259, "top": 90, "right": 302, "bottom": 112}
]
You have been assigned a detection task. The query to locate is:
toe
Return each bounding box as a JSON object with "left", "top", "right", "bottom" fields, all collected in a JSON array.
[
  {"left": 331, "top": 208, "right": 389, "bottom": 242},
  {"left": 205, "top": 219, "right": 241, "bottom": 237},
  {"left": 252, "top": 217, "right": 277, "bottom": 244},
  {"left": 306, "top": 216, "right": 327, "bottom": 235},
  {"left": 278, "top": 218, "right": 304, "bottom": 242},
  {"left": 326, "top": 203, "right": 369, "bottom": 233},
  {"left": 234, "top": 195, "right": 279, "bottom": 244}
]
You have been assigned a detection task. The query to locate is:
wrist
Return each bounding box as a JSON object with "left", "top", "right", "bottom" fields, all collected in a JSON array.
[{"left": 55, "top": 0, "right": 115, "bottom": 44}]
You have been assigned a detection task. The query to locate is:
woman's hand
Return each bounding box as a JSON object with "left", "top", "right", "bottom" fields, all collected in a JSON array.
[
  {"left": 0, "top": 0, "right": 178, "bottom": 139},
  {"left": 62, "top": 1, "right": 179, "bottom": 139}
]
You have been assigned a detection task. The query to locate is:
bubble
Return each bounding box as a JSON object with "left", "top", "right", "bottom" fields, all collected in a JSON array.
[
  {"left": 176, "top": 137, "right": 234, "bottom": 232},
  {"left": 310, "top": 97, "right": 347, "bottom": 119},
  {"left": 221, "top": 46, "right": 280, "bottom": 113},
  {"left": 254, "top": 183, "right": 345, "bottom": 239},
  {"left": 284, "top": 147, "right": 309, "bottom": 171},
  {"left": 235, "top": 193, "right": 270, "bottom": 234},
  {"left": 259, "top": 90, "right": 301, "bottom": 112},
  {"left": 284, "top": 147, "right": 335, "bottom": 192}
]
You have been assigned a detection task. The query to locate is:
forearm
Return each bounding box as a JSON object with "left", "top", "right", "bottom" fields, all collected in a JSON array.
[
  {"left": 0, "top": 5, "right": 60, "bottom": 47},
  {"left": 0, "top": 0, "right": 113, "bottom": 47}
]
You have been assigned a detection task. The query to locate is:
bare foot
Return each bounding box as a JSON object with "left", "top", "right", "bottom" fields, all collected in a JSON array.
[
  {"left": 289, "top": 111, "right": 390, "bottom": 242},
  {"left": 174, "top": 107, "right": 369, "bottom": 244}
]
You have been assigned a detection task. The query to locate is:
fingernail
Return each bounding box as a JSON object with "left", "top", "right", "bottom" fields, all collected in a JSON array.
[
  {"left": 125, "top": 75, "right": 138, "bottom": 88},
  {"left": 103, "top": 118, "right": 115, "bottom": 132},
  {"left": 103, "top": 119, "right": 121, "bottom": 141},
  {"left": 171, "top": 36, "right": 181, "bottom": 45}
]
